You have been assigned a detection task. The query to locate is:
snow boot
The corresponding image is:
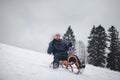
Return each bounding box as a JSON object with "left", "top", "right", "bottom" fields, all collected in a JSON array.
[
  {"left": 53, "top": 63, "right": 59, "bottom": 69},
  {"left": 80, "top": 62, "right": 86, "bottom": 69}
]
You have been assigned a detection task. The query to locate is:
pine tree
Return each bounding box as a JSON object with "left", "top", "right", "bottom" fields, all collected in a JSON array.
[
  {"left": 63, "top": 26, "right": 76, "bottom": 45},
  {"left": 107, "top": 26, "right": 120, "bottom": 71},
  {"left": 118, "top": 41, "right": 120, "bottom": 71},
  {"left": 87, "top": 26, "right": 96, "bottom": 64},
  {"left": 88, "top": 25, "right": 107, "bottom": 67}
]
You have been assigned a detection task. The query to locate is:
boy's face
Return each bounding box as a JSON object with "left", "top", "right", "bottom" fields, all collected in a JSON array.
[{"left": 54, "top": 34, "right": 60, "bottom": 40}]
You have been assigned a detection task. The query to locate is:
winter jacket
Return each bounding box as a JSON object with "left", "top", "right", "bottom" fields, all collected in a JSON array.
[{"left": 47, "top": 39, "right": 71, "bottom": 55}]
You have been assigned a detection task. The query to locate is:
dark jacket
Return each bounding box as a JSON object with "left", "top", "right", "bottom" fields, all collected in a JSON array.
[{"left": 47, "top": 39, "right": 71, "bottom": 55}]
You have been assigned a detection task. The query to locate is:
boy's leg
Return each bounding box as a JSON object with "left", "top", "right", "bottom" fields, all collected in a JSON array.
[
  {"left": 61, "top": 54, "right": 68, "bottom": 60},
  {"left": 53, "top": 54, "right": 61, "bottom": 69}
]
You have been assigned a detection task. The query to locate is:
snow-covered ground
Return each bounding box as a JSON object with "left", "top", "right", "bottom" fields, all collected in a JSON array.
[{"left": 0, "top": 43, "right": 120, "bottom": 80}]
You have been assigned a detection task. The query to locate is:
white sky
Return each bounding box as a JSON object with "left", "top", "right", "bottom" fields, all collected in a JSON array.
[{"left": 0, "top": 0, "right": 120, "bottom": 52}]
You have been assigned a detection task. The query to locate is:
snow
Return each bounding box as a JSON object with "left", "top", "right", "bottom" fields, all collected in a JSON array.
[{"left": 0, "top": 43, "right": 120, "bottom": 80}]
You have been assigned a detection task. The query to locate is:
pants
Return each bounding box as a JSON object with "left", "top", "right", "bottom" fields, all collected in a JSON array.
[{"left": 53, "top": 53, "right": 68, "bottom": 65}]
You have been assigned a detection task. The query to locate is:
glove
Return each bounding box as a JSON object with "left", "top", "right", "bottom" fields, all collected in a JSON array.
[{"left": 69, "top": 42, "right": 72, "bottom": 47}]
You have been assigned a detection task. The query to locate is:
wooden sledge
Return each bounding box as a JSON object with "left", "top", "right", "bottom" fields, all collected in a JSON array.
[{"left": 50, "top": 55, "right": 81, "bottom": 74}]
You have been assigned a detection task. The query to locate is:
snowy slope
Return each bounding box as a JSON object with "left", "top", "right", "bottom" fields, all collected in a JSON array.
[{"left": 0, "top": 43, "right": 120, "bottom": 80}]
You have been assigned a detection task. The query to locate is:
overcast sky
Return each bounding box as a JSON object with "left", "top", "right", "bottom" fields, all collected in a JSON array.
[{"left": 0, "top": 0, "right": 120, "bottom": 53}]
